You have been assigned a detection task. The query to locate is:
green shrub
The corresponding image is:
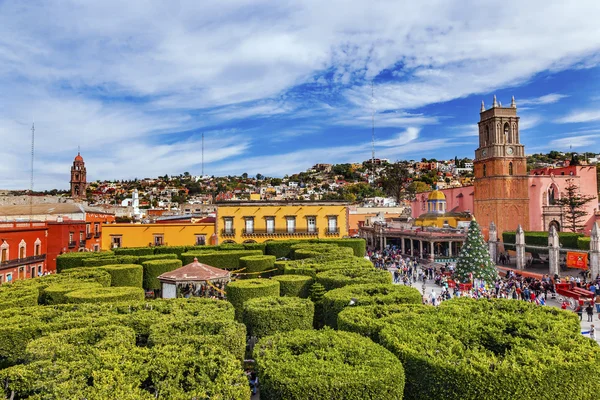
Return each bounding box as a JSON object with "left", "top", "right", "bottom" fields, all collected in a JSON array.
[
  {"left": 113, "top": 247, "right": 154, "bottom": 256},
  {"left": 225, "top": 278, "right": 280, "bottom": 320},
  {"left": 117, "top": 255, "right": 139, "bottom": 264},
  {"left": 65, "top": 286, "right": 145, "bottom": 304},
  {"left": 243, "top": 296, "right": 314, "bottom": 338},
  {"left": 56, "top": 251, "right": 113, "bottom": 272},
  {"left": 272, "top": 275, "right": 313, "bottom": 298},
  {"left": 274, "top": 260, "right": 292, "bottom": 274},
  {"left": 242, "top": 242, "right": 266, "bottom": 253},
  {"left": 284, "top": 256, "right": 373, "bottom": 277},
  {"left": 254, "top": 329, "right": 404, "bottom": 400},
  {"left": 322, "top": 284, "right": 422, "bottom": 328},
  {"left": 180, "top": 249, "right": 263, "bottom": 269},
  {"left": 153, "top": 245, "right": 187, "bottom": 256},
  {"left": 81, "top": 257, "right": 118, "bottom": 267},
  {"left": 239, "top": 254, "right": 276, "bottom": 276},
  {"left": 378, "top": 298, "right": 600, "bottom": 400},
  {"left": 316, "top": 268, "right": 391, "bottom": 291},
  {"left": 41, "top": 281, "right": 103, "bottom": 305},
  {"left": 578, "top": 237, "right": 591, "bottom": 251},
  {"left": 502, "top": 231, "right": 584, "bottom": 249},
  {"left": 0, "top": 285, "right": 39, "bottom": 310},
  {"left": 142, "top": 259, "right": 182, "bottom": 290},
  {"left": 186, "top": 244, "right": 220, "bottom": 252},
  {"left": 265, "top": 240, "right": 302, "bottom": 259},
  {"left": 137, "top": 253, "right": 178, "bottom": 263},
  {"left": 338, "top": 304, "right": 428, "bottom": 341},
  {"left": 60, "top": 267, "right": 112, "bottom": 287},
  {"left": 218, "top": 244, "right": 245, "bottom": 251},
  {"left": 313, "top": 238, "right": 367, "bottom": 257},
  {"left": 148, "top": 317, "right": 247, "bottom": 361},
  {"left": 99, "top": 264, "right": 143, "bottom": 287}
]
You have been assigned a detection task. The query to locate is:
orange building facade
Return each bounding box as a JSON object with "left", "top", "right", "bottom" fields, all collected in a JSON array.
[{"left": 0, "top": 222, "right": 48, "bottom": 283}]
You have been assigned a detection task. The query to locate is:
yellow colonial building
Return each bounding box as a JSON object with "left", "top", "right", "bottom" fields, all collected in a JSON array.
[
  {"left": 101, "top": 222, "right": 216, "bottom": 250},
  {"left": 216, "top": 201, "right": 349, "bottom": 244},
  {"left": 414, "top": 190, "right": 471, "bottom": 229}
]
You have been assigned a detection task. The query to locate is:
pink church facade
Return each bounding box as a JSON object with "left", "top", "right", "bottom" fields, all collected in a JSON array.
[{"left": 410, "top": 165, "right": 599, "bottom": 235}]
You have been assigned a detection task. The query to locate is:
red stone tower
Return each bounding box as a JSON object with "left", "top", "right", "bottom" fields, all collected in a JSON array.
[
  {"left": 70, "top": 152, "right": 87, "bottom": 199},
  {"left": 473, "top": 96, "right": 529, "bottom": 237}
]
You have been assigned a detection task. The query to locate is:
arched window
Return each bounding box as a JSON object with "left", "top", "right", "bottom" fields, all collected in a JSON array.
[
  {"left": 504, "top": 123, "right": 511, "bottom": 143},
  {"left": 508, "top": 162, "right": 513, "bottom": 175},
  {"left": 483, "top": 164, "right": 487, "bottom": 177}
]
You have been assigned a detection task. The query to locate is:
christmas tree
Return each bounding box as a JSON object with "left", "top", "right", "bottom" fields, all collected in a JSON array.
[{"left": 454, "top": 218, "right": 498, "bottom": 283}]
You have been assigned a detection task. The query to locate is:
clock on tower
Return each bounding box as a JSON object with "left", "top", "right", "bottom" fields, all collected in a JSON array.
[{"left": 473, "top": 96, "right": 529, "bottom": 238}]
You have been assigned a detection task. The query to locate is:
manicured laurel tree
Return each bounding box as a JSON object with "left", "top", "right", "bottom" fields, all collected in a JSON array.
[
  {"left": 454, "top": 218, "right": 498, "bottom": 283},
  {"left": 142, "top": 259, "right": 182, "bottom": 290},
  {"left": 60, "top": 267, "right": 112, "bottom": 287},
  {"left": 65, "top": 286, "right": 145, "bottom": 304},
  {"left": 254, "top": 329, "right": 405, "bottom": 400},
  {"left": 338, "top": 304, "right": 431, "bottom": 341},
  {"left": 322, "top": 283, "right": 422, "bottom": 328},
  {"left": 316, "top": 267, "right": 391, "bottom": 291},
  {"left": 284, "top": 256, "right": 373, "bottom": 277},
  {"left": 218, "top": 243, "right": 246, "bottom": 250},
  {"left": 41, "top": 281, "right": 103, "bottom": 305},
  {"left": 149, "top": 344, "right": 251, "bottom": 399},
  {"left": 311, "top": 238, "right": 367, "bottom": 257},
  {"left": 148, "top": 317, "right": 247, "bottom": 361},
  {"left": 81, "top": 257, "right": 118, "bottom": 267},
  {"left": 239, "top": 254, "right": 276, "bottom": 276},
  {"left": 0, "top": 285, "right": 39, "bottom": 310},
  {"left": 180, "top": 249, "right": 263, "bottom": 268},
  {"left": 56, "top": 251, "right": 114, "bottom": 272},
  {"left": 289, "top": 243, "right": 338, "bottom": 259},
  {"left": 378, "top": 298, "right": 600, "bottom": 400},
  {"left": 25, "top": 325, "right": 137, "bottom": 362},
  {"left": 272, "top": 274, "right": 313, "bottom": 297},
  {"left": 274, "top": 260, "right": 293, "bottom": 274},
  {"left": 113, "top": 246, "right": 154, "bottom": 256},
  {"left": 243, "top": 296, "right": 314, "bottom": 338},
  {"left": 225, "top": 278, "right": 280, "bottom": 320},
  {"left": 265, "top": 240, "right": 302, "bottom": 259},
  {"left": 137, "top": 253, "right": 178, "bottom": 263},
  {"left": 99, "top": 264, "right": 143, "bottom": 287},
  {"left": 153, "top": 245, "right": 188, "bottom": 256},
  {"left": 117, "top": 255, "right": 139, "bottom": 264}
]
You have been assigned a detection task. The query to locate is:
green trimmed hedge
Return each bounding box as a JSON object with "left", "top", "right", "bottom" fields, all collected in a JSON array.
[
  {"left": 338, "top": 304, "right": 428, "bottom": 341},
  {"left": 242, "top": 242, "right": 266, "bottom": 253},
  {"left": 81, "top": 257, "right": 118, "bottom": 267},
  {"left": 243, "top": 296, "right": 314, "bottom": 338},
  {"left": 578, "top": 237, "right": 591, "bottom": 250},
  {"left": 137, "top": 253, "right": 178, "bottom": 263},
  {"left": 378, "top": 298, "right": 600, "bottom": 400},
  {"left": 312, "top": 238, "right": 367, "bottom": 257},
  {"left": 142, "top": 259, "right": 182, "bottom": 290},
  {"left": 254, "top": 329, "right": 405, "bottom": 400},
  {"left": 265, "top": 240, "right": 302, "bottom": 259},
  {"left": 148, "top": 317, "right": 247, "bottom": 361},
  {"left": 316, "top": 268, "right": 391, "bottom": 291},
  {"left": 117, "top": 255, "right": 139, "bottom": 264},
  {"left": 65, "top": 286, "right": 145, "bottom": 304},
  {"left": 99, "top": 264, "right": 143, "bottom": 287},
  {"left": 112, "top": 247, "right": 154, "bottom": 256},
  {"left": 153, "top": 245, "right": 187, "bottom": 256},
  {"left": 502, "top": 231, "right": 584, "bottom": 249},
  {"left": 322, "top": 284, "right": 422, "bottom": 328},
  {"left": 239, "top": 255, "right": 276, "bottom": 276},
  {"left": 60, "top": 267, "right": 112, "bottom": 287},
  {"left": 272, "top": 275, "right": 313, "bottom": 298},
  {"left": 0, "top": 285, "right": 39, "bottom": 310},
  {"left": 56, "top": 251, "right": 114, "bottom": 272},
  {"left": 225, "top": 278, "right": 280, "bottom": 320},
  {"left": 181, "top": 249, "right": 263, "bottom": 269},
  {"left": 284, "top": 256, "right": 373, "bottom": 277},
  {"left": 41, "top": 281, "right": 103, "bottom": 305}
]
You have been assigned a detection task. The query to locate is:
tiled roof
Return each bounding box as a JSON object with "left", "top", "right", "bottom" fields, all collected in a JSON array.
[{"left": 0, "top": 203, "right": 111, "bottom": 216}]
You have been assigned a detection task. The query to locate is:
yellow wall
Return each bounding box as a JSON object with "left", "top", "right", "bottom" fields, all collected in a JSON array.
[
  {"left": 414, "top": 215, "right": 470, "bottom": 229},
  {"left": 101, "top": 223, "right": 216, "bottom": 250},
  {"left": 249, "top": 193, "right": 261, "bottom": 200},
  {"left": 216, "top": 202, "right": 348, "bottom": 244}
]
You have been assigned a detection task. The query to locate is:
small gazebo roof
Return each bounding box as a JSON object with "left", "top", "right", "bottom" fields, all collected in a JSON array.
[{"left": 158, "top": 258, "right": 230, "bottom": 284}]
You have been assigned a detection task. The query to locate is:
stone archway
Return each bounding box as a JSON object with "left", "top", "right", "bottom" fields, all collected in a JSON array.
[{"left": 549, "top": 220, "right": 560, "bottom": 232}]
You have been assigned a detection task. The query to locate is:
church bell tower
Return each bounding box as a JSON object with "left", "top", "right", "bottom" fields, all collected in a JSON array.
[
  {"left": 70, "top": 152, "right": 87, "bottom": 199},
  {"left": 474, "top": 96, "right": 529, "bottom": 237}
]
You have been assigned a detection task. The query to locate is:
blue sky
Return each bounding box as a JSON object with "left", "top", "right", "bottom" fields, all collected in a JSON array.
[{"left": 1, "top": 1, "right": 600, "bottom": 190}]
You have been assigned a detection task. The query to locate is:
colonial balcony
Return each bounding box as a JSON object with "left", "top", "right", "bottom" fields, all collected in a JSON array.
[
  {"left": 221, "top": 229, "right": 236, "bottom": 237},
  {"left": 0, "top": 254, "right": 46, "bottom": 270},
  {"left": 86, "top": 232, "right": 93, "bottom": 240},
  {"left": 241, "top": 228, "right": 320, "bottom": 237},
  {"left": 80, "top": 239, "right": 86, "bottom": 246},
  {"left": 325, "top": 228, "right": 340, "bottom": 236},
  {"left": 94, "top": 232, "right": 101, "bottom": 238},
  {"left": 68, "top": 241, "right": 77, "bottom": 248}
]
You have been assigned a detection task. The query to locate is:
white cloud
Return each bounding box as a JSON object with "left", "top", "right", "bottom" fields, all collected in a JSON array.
[
  {"left": 555, "top": 110, "right": 600, "bottom": 123},
  {"left": 549, "top": 134, "right": 600, "bottom": 149},
  {"left": 518, "top": 93, "right": 569, "bottom": 106}
]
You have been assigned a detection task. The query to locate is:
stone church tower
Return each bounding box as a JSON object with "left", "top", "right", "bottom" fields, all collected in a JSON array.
[
  {"left": 473, "top": 96, "right": 529, "bottom": 237},
  {"left": 70, "top": 152, "right": 87, "bottom": 199}
]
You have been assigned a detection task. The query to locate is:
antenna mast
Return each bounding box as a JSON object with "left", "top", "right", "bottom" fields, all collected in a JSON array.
[
  {"left": 29, "top": 123, "right": 35, "bottom": 222},
  {"left": 202, "top": 132, "right": 204, "bottom": 177},
  {"left": 371, "top": 81, "right": 375, "bottom": 183}
]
